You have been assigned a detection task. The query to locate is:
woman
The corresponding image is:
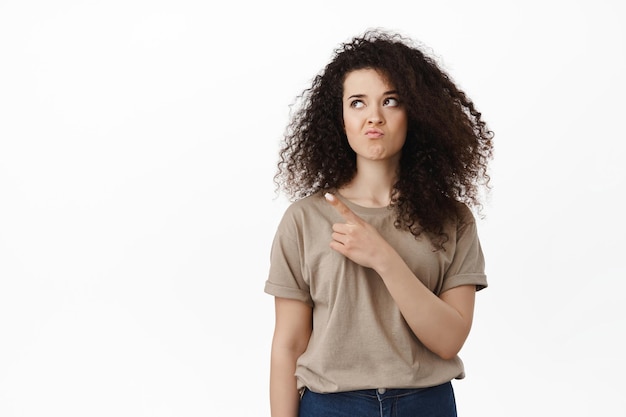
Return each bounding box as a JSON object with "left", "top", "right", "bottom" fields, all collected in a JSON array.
[{"left": 265, "top": 29, "right": 494, "bottom": 417}]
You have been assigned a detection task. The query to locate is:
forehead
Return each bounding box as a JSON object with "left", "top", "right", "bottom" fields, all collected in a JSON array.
[{"left": 342, "top": 68, "right": 394, "bottom": 96}]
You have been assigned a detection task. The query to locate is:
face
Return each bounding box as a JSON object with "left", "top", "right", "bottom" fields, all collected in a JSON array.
[{"left": 342, "top": 68, "right": 408, "bottom": 164}]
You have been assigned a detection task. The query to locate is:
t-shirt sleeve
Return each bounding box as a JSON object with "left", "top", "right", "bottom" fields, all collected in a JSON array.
[
  {"left": 440, "top": 208, "right": 488, "bottom": 293},
  {"left": 264, "top": 211, "right": 313, "bottom": 306}
]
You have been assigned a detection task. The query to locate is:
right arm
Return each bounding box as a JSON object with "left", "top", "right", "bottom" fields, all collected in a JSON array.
[{"left": 270, "top": 297, "right": 313, "bottom": 417}]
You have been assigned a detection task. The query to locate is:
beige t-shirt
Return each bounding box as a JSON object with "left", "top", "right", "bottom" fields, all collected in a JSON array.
[{"left": 264, "top": 192, "right": 487, "bottom": 393}]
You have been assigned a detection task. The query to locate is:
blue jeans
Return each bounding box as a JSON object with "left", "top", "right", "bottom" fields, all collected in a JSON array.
[{"left": 299, "top": 382, "right": 457, "bottom": 417}]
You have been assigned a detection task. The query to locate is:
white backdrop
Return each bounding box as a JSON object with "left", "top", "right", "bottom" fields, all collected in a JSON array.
[{"left": 1, "top": 0, "right": 625, "bottom": 416}]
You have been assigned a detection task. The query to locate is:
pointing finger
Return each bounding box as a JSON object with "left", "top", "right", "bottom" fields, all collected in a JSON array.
[{"left": 324, "top": 193, "right": 362, "bottom": 224}]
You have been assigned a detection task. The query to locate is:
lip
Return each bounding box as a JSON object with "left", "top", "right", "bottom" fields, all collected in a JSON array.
[{"left": 365, "top": 128, "right": 384, "bottom": 138}]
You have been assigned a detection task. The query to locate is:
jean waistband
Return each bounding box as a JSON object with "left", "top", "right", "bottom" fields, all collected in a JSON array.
[{"left": 304, "top": 382, "right": 452, "bottom": 400}]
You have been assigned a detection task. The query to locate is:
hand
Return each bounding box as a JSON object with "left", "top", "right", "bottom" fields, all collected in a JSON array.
[{"left": 325, "top": 193, "right": 392, "bottom": 270}]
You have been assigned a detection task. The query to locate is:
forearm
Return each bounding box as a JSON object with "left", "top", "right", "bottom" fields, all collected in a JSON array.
[
  {"left": 269, "top": 347, "right": 302, "bottom": 417},
  {"left": 375, "top": 247, "right": 473, "bottom": 360},
  {"left": 269, "top": 297, "right": 312, "bottom": 417}
]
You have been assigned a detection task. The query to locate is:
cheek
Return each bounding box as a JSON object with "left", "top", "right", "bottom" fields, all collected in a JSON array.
[
  {"left": 342, "top": 116, "right": 360, "bottom": 135},
  {"left": 395, "top": 114, "right": 408, "bottom": 135}
]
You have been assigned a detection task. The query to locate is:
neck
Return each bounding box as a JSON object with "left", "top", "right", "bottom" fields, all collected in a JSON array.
[{"left": 339, "top": 158, "right": 399, "bottom": 208}]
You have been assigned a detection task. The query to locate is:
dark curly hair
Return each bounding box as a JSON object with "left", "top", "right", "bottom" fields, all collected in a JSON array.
[{"left": 275, "top": 29, "right": 494, "bottom": 248}]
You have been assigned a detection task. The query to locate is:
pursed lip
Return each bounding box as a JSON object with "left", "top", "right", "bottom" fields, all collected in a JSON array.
[{"left": 365, "top": 128, "right": 384, "bottom": 138}]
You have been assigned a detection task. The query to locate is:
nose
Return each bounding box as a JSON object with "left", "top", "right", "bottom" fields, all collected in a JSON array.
[{"left": 368, "top": 106, "right": 384, "bottom": 124}]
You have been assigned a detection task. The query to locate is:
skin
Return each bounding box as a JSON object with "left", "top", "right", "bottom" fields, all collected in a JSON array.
[
  {"left": 343, "top": 69, "right": 407, "bottom": 167},
  {"left": 269, "top": 68, "right": 476, "bottom": 417},
  {"left": 269, "top": 298, "right": 311, "bottom": 417},
  {"left": 339, "top": 69, "right": 408, "bottom": 207}
]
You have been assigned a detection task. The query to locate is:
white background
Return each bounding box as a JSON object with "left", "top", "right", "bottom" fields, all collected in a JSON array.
[{"left": 1, "top": 0, "right": 625, "bottom": 415}]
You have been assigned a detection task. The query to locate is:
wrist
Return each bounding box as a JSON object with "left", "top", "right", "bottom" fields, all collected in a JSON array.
[{"left": 372, "top": 242, "right": 400, "bottom": 276}]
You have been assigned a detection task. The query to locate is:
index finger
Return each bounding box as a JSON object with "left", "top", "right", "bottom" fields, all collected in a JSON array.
[{"left": 324, "top": 193, "right": 361, "bottom": 224}]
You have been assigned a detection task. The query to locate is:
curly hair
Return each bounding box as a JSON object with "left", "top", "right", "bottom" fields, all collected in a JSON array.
[{"left": 275, "top": 29, "right": 494, "bottom": 249}]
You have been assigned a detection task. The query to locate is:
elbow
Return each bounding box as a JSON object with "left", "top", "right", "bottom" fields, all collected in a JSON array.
[
  {"left": 431, "top": 341, "right": 464, "bottom": 361},
  {"left": 431, "top": 324, "right": 472, "bottom": 360},
  {"left": 436, "top": 349, "right": 460, "bottom": 361}
]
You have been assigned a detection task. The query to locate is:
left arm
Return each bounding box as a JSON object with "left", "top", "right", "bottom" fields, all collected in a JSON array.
[
  {"left": 325, "top": 193, "right": 475, "bottom": 360},
  {"left": 372, "top": 247, "right": 475, "bottom": 360}
]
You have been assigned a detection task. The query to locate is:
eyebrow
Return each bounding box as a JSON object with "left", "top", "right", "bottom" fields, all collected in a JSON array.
[{"left": 346, "top": 90, "right": 399, "bottom": 100}]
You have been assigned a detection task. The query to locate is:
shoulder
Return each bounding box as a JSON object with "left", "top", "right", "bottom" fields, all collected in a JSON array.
[
  {"left": 453, "top": 202, "right": 477, "bottom": 228},
  {"left": 276, "top": 192, "right": 332, "bottom": 233},
  {"left": 443, "top": 201, "right": 480, "bottom": 243},
  {"left": 281, "top": 191, "right": 328, "bottom": 219},
  {"left": 286, "top": 191, "right": 327, "bottom": 211}
]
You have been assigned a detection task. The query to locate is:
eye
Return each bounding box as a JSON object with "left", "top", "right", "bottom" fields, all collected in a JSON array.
[
  {"left": 383, "top": 97, "right": 400, "bottom": 107},
  {"left": 350, "top": 99, "right": 365, "bottom": 109}
]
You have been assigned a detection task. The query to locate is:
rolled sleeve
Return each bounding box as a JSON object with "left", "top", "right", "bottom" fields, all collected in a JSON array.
[
  {"left": 264, "top": 211, "right": 313, "bottom": 306},
  {"left": 441, "top": 208, "right": 488, "bottom": 293}
]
